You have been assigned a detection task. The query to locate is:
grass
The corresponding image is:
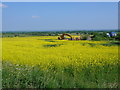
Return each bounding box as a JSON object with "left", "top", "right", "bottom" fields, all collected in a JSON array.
[{"left": 2, "top": 61, "right": 119, "bottom": 88}]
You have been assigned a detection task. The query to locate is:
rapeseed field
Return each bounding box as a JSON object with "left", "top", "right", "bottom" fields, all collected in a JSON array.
[{"left": 2, "top": 36, "right": 119, "bottom": 88}]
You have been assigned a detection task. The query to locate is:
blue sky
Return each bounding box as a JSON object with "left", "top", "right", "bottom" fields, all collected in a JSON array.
[{"left": 2, "top": 2, "right": 118, "bottom": 31}]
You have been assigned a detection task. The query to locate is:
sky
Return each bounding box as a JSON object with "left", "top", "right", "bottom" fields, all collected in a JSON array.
[{"left": 2, "top": 2, "right": 118, "bottom": 31}]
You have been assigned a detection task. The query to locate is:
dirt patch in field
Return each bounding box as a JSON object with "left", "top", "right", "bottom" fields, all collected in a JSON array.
[
  {"left": 37, "top": 39, "right": 56, "bottom": 42},
  {"left": 43, "top": 44, "right": 63, "bottom": 48}
]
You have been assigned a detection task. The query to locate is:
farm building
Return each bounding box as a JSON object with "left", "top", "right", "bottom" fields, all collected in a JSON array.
[
  {"left": 110, "top": 32, "right": 117, "bottom": 37},
  {"left": 106, "top": 32, "right": 117, "bottom": 37}
]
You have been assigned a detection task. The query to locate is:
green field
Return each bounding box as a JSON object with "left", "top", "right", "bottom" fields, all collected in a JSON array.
[{"left": 2, "top": 36, "right": 119, "bottom": 88}]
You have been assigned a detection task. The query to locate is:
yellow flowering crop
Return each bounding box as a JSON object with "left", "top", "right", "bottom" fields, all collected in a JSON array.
[{"left": 2, "top": 36, "right": 119, "bottom": 70}]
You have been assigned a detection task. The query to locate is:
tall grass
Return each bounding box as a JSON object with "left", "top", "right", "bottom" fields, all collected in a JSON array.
[{"left": 2, "top": 61, "right": 118, "bottom": 88}]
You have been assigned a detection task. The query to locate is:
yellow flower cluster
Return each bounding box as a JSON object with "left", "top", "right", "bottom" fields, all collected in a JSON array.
[{"left": 2, "top": 36, "right": 119, "bottom": 69}]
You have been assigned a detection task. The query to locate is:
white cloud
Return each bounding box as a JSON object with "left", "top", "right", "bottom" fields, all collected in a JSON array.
[
  {"left": 32, "top": 16, "right": 40, "bottom": 18},
  {"left": 0, "top": 3, "right": 8, "bottom": 8}
]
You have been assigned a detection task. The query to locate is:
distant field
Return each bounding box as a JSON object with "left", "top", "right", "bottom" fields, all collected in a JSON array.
[{"left": 2, "top": 36, "right": 119, "bottom": 88}]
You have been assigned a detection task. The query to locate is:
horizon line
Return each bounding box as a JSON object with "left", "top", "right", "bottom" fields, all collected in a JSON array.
[{"left": 2, "top": 29, "right": 118, "bottom": 33}]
